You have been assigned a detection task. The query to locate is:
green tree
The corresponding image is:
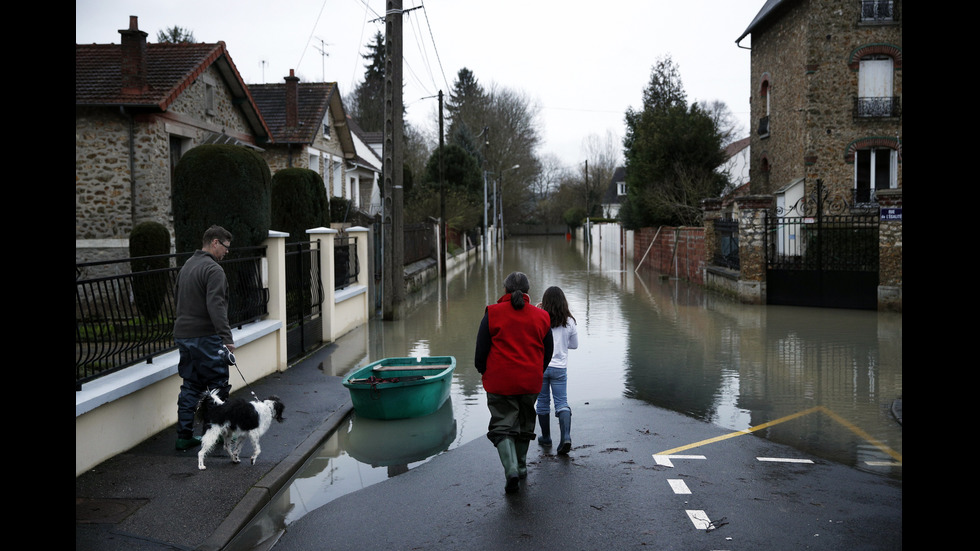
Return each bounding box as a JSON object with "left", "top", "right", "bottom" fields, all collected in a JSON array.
[
  {"left": 345, "top": 32, "right": 386, "bottom": 133},
  {"left": 406, "top": 144, "right": 483, "bottom": 232},
  {"left": 622, "top": 55, "right": 727, "bottom": 228},
  {"left": 156, "top": 26, "right": 195, "bottom": 43}
]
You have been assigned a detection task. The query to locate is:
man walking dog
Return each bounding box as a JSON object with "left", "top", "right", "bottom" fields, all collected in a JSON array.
[{"left": 173, "top": 225, "right": 236, "bottom": 451}]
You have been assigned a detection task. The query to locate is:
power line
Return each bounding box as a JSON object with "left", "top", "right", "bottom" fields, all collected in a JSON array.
[{"left": 418, "top": 1, "right": 451, "bottom": 92}]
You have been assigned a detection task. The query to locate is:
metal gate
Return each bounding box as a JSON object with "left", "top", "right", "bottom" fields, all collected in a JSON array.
[
  {"left": 284, "top": 241, "right": 323, "bottom": 361},
  {"left": 766, "top": 181, "right": 879, "bottom": 309}
]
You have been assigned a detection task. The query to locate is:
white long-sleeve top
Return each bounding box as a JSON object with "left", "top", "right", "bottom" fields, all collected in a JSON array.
[{"left": 547, "top": 318, "right": 578, "bottom": 369}]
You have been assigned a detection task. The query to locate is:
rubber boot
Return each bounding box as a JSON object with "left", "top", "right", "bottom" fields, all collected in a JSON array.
[
  {"left": 516, "top": 439, "right": 529, "bottom": 479},
  {"left": 537, "top": 414, "right": 552, "bottom": 447},
  {"left": 557, "top": 410, "right": 572, "bottom": 455},
  {"left": 496, "top": 438, "right": 520, "bottom": 493}
]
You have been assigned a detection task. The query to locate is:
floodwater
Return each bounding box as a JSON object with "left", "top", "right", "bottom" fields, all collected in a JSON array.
[{"left": 229, "top": 232, "right": 902, "bottom": 550}]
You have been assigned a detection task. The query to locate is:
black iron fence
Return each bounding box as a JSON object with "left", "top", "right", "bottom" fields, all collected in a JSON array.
[
  {"left": 403, "top": 222, "right": 434, "bottom": 264},
  {"left": 767, "top": 214, "right": 879, "bottom": 272},
  {"left": 334, "top": 234, "right": 359, "bottom": 289},
  {"left": 75, "top": 247, "right": 268, "bottom": 390}
]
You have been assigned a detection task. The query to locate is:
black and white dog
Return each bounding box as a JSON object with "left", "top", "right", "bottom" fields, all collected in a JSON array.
[{"left": 197, "top": 389, "right": 285, "bottom": 470}]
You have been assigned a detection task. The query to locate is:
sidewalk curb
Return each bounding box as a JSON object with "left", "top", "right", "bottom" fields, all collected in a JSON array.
[{"left": 198, "top": 402, "right": 354, "bottom": 551}]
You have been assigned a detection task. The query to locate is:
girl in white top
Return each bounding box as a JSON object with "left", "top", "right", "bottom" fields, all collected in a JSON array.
[{"left": 535, "top": 286, "right": 578, "bottom": 454}]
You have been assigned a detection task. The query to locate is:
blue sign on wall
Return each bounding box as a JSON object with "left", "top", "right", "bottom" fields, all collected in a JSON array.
[{"left": 880, "top": 208, "right": 902, "bottom": 221}]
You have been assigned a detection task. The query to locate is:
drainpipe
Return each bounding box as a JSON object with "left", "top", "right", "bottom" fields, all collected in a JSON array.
[{"left": 122, "top": 106, "right": 137, "bottom": 226}]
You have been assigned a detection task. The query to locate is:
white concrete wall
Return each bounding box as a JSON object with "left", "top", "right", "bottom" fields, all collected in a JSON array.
[{"left": 76, "top": 229, "right": 372, "bottom": 477}]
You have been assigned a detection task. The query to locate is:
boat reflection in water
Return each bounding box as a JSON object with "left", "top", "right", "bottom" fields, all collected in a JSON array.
[{"left": 341, "top": 398, "right": 457, "bottom": 477}]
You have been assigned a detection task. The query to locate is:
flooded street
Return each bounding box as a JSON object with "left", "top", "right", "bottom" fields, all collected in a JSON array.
[{"left": 232, "top": 233, "right": 902, "bottom": 549}]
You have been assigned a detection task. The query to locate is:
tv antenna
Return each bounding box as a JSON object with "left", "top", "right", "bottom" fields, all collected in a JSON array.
[{"left": 313, "top": 37, "right": 332, "bottom": 82}]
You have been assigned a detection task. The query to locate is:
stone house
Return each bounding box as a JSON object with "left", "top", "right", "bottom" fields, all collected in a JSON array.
[
  {"left": 249, "top": 72, "right": 380, "bottom": 220},
  {"left": 75, "top": 16, "right": 271, "bottom": 263},
  {"left": 736, "top": 0, "right": 902, "bottom": 211}
]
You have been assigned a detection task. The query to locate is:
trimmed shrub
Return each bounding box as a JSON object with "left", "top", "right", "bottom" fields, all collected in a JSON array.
[
  {"left": 172, "top": 144, "right": 272, "bottom": 253},
  {"left": 271, "top": 168, "right": 330, "bottom": 240},
  {"left": 129, "top": 221, "right": 170, "bottom": 321}
]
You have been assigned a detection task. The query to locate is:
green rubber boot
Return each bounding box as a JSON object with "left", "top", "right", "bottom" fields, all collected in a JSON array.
[
  {"left": 557, "top": 410, "right": 572, "bottom": 455},
  {"left": 537, "top": 414, "right": 552, "bottom": 447},
  {"left": 516, "top": 439, "right": 530, "bottom": 479},
  {"left": 496, "top": 438, "right": 520, "bottom": 493}
]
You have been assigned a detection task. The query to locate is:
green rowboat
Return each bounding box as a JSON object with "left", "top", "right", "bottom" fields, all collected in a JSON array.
[{"left": 342, "top": 356, "right": 456, "bottom": 420}]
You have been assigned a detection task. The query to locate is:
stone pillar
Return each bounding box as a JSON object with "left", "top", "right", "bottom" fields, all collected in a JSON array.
[
  {"left": 264, "top": 231, "right": 289, "bottom": 371},
  {"left": 733, "top": 195, "right": 774, "bottom": 304},
  {"left": 702, "top": 198, "right": 723, "bottom": 271},
  {"left": 308, "top": 227, "right": 339, "bottom": 343},
  {"left": 877, "top": 189, "right": 902, "bottom": 312}
]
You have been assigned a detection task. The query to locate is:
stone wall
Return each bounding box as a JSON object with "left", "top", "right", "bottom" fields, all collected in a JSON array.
[
  {"left": 749, "top": 0, "right": 903, "bottom": 200},
  {"left": 76, "top": 64, "right": 259, "bottom": 261}
]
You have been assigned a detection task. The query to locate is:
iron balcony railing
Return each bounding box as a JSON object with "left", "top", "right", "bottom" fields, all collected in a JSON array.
[
  {"left": 757, "top": 115, "right": 770, "bottom": 137},
  {"left": 75, "top": 246, "right": 268, "bottom": 390},
  {"left": 854, "top": 96, "right": 901, "bottom": 119},
  {"left": 860, "top": 0, "right": 895, "bottom": 22}
]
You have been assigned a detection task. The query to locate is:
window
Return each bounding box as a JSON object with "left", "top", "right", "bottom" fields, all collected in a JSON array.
[
  {"left": 854, "top": 147, "right": 897, "bottom": 203},
  {"left": 617, "top": 181, "right": 627, "bottom": 196},
  {"left": 758, "top": 78, "right": 771, "bottom": 137},
  {"left": 323, "top": 123, "right": 331, "bottom": 139},
  {"left": 860, "top": 0, "right": 894, "bottom": 22},
  {"left": 205, "top": 83, "right": 215, "bottom": 116},
  {"left": 857, "top": 55, "right": 895, "bottom": 117}
]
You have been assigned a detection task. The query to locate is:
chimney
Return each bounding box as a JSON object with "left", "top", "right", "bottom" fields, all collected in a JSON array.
[
  {"left": 119, "top": 16, "right": 149, "bottom": 95},
  {"left": 285, "top": 69, "right": 300, "bottom": 127}
]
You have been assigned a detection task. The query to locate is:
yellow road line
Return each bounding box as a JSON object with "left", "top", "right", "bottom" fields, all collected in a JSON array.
[{"left": 655, "top": 405, "right": 902, "bottom": 464}]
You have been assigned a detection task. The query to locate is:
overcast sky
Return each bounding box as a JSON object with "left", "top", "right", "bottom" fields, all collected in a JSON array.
[{"left": 76, "top": 0, "right": 762, "bottom": 168}]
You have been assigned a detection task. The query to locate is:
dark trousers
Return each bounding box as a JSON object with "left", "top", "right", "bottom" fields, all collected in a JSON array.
[
  {"left": 486, "top": 393, "right": 537, "bottom": 446},
  {"left": 175, "top": 335, "right": 231, "bottom": 438}
]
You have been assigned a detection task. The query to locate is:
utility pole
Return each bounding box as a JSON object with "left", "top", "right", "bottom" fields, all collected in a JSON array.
[
  {"left": 439, "top": 90, "right": 446, "bottom": 275},
  {"left": 382, "top": 0, "right": 405, "bottom": 319}
]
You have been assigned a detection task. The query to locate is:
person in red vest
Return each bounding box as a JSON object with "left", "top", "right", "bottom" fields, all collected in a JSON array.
[{"left": 475, "top": 272, "right": 554, "bottom": 494}]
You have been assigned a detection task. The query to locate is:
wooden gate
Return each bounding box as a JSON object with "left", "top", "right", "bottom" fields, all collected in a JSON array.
[{"left": 766, "top": 181, "right": 879, "bottom": 309}]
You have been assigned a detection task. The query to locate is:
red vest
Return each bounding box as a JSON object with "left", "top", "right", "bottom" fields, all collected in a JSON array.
[{"left": 481, "top": 294, "right": 552, "bottom": 395}]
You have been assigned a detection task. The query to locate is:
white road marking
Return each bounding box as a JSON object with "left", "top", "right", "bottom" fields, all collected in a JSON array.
[
  {"left": 668, "top": 479, "right": 691, "bottom": 494},
  {"left": 653, "top": 454, "right": 706, "bottom": 467},
  {"left": 757, "top": 457, "right": 814, "bottom": 463},
  {"left": 686, "top": 509, "right": 712, "bottom": 530}
]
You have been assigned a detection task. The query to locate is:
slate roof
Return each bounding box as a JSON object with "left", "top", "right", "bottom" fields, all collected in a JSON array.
[
  {"left": 603, "top": 166, "right": 627, "bottom": 204},
  {"left": 75, "top": 39, "right": 270, "bottom": 141},
  {"left": 735, "top": 0, "right": 795, "bottom": 45},
  {"left": 248, "top": 80, "right": 356, "bottom": 158},
  {"left": 249, "top": 81, "right": 336, "bottom": 144}
]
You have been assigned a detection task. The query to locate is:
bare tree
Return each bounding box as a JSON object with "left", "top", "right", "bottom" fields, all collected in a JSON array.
[
  {"left": 703, "top": 99, "right": 744, "bottom": 147},
  {"left": 579, "top": 130, "right": 620, "bottom": 217}
]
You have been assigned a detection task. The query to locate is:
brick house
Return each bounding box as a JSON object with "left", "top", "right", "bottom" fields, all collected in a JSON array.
[
  {"left": 75, "top": 16, "right": 271, "bottom": 263},
  {"left": 249, "top": 72, "right": 380, "bottom": 218},
  {"left": 736, "top": 0, "right": 902, "bottom": 211}
]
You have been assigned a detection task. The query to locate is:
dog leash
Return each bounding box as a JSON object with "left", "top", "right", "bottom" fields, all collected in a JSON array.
[{"left": 222, "top": 345, "right": 260, "bottom": 401}]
